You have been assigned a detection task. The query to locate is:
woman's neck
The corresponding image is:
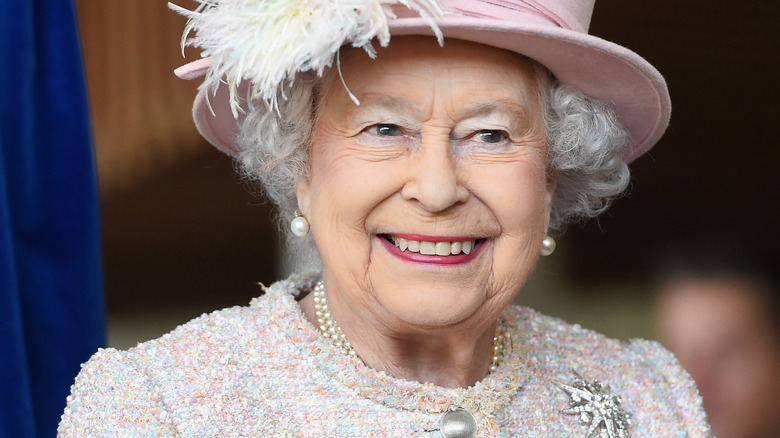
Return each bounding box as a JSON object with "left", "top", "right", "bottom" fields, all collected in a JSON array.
[{"left": 299, "top": 292, "right": 499, "bottom": 388}]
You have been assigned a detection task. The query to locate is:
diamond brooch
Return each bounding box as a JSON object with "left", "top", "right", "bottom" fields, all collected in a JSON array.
[{"left": 560, "top": 372, "right": 632, "bottom": 438}]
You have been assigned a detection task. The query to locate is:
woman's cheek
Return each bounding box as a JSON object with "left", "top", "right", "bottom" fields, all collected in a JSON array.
[{"left": 470, "top": 161, "right": 548, "bottom": 218}]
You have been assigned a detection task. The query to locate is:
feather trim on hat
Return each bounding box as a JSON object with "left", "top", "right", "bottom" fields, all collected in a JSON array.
[{"left": 169, "top": 0, "right": 447, "bottom": 117}]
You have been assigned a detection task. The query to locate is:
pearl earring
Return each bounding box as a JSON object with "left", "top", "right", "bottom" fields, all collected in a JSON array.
[
  {"left": 290, "top": 211, "right": 310, "bottom": 237},
  {"left": 540, "top": 235, "right": 556, "bottom": 256}
]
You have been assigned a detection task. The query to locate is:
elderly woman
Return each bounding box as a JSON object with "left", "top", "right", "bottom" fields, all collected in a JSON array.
[{"left": 59, "top": 0, "right": 711, "bottom": 436}]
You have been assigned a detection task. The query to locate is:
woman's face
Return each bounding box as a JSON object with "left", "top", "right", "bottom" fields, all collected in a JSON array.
[{"left": 297, "top": 37, "right": 555, "bottom": 330}]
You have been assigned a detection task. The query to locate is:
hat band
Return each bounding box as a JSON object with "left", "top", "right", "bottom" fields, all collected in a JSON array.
[{"left": 399, "top": 0, "right": 585, "bottom": 33}]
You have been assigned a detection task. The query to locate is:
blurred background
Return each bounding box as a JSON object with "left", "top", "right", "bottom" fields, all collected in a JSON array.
[{"left": 73, "top": 0, "right": 779, "bottom": 348}]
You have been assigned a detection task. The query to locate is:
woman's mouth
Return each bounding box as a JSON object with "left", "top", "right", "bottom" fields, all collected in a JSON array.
[
  {"left": 378, "top": 234, "right": 486, "bottom": 265},
  {"left": 386, "top": 235, "right": 479, "bottom": 255}
]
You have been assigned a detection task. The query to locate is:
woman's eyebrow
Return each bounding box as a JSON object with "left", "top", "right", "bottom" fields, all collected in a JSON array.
[
  {"left": 345, "top": 94, "right": 424, "bottom": 120},
  {"left": 454, "top": 100, "right": 531, "bottom": 125}
]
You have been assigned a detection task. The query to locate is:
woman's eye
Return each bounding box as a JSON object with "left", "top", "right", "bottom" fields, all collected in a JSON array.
[
  {"left": 374, "top": 124, "right": 400, "bottom": 136},
  {"left": 354, "top": 122, "right": 415, "bottom": 148},
  {"left": 474, "top": 130, "right": 506, "bottom": 143}
]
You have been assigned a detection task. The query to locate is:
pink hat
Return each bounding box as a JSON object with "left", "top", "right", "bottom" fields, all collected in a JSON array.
[{"left": 173, "top": 0, "right": 670, "bottom": 162}]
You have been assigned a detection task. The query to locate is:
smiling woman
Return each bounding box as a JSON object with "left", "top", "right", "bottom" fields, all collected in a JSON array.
[
  {"left": 295, "top": 40, "right": 552, "bottom": 385},
  {"left": 59, "top": 0, "right": 711, "bottom": 436}
]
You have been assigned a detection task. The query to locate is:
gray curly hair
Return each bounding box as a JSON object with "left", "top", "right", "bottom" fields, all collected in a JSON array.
[{"left": 235, "top": 62, "right": 630, "bottom": 269}]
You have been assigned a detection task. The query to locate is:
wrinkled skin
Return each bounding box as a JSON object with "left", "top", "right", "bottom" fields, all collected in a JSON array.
[{"left": 297, "top": 36, "right": 555, "bottom": 388}]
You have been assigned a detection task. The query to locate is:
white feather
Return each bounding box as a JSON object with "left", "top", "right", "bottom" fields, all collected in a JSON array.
[{"left": 169, "top": 0, "right": 447, "bottom": 117}]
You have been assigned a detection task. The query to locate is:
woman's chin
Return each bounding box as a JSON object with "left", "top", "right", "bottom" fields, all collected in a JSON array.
[
  {"left": 375, "top": 291, "right": 487, "bottom": 328},
  {"left": 366, "top": 239, "right": 502, "bottom": 327}
]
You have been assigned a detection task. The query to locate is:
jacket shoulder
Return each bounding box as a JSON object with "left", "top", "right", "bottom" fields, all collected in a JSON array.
[
  {"left": 58, "top": 348, "right": 176, "bottom": 437},
  {"left": 511, "top": 306, "right": 712, "bottom": 437}
]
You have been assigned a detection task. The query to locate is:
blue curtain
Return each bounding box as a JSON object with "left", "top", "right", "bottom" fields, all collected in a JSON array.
[{"left": 0, "top": 0, "right": 105, "bottom": 437}]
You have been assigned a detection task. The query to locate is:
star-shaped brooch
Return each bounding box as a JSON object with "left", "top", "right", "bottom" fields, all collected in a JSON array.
[{"left": 560, "top": 372, "right": 632, "bottom": 438}]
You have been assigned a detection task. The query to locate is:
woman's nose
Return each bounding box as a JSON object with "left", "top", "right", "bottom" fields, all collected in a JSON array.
[{"left": 400, "top": 137, "right": 469, "bottom": 212}]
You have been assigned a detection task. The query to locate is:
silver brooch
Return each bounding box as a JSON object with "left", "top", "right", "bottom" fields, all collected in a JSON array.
[{"left": 560, "top": 372, "right": 632, "bottom": 438}]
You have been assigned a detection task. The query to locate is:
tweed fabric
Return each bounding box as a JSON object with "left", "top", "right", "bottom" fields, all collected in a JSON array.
[{"left": 59, "top": 274, "right": 711, "bottom": 437}]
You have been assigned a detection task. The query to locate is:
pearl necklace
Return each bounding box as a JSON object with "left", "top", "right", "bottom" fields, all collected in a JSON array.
[{"left": 312, "top": 280, "right": 507, "bottom": 372}]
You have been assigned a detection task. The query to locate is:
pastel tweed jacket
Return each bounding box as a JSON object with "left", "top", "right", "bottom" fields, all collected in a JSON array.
[{"left": 59, "top": 275, "right": 711, "bottom": 437}]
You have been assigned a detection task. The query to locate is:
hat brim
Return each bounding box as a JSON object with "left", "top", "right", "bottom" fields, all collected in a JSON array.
[{"left": 187, "top": 16, "right": 670, "bottom": 162}]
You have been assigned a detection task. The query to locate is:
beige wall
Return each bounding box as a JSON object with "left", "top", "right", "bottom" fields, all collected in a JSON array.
[{"left": 76, "top": 1, "right": 206, "bottom": 196}]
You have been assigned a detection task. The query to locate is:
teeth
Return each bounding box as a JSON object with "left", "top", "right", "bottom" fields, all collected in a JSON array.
[
  {"left": 389, "top": 236, "right": 477, "bottom": 256},
  {"left": 420, "top": 241, "right": 436, "bottom": 255},
  {"left": 435, "top": 242, "right": 451, "bottom": 256},
  {"left": 393, "top": 236, "right": 409, "bottom": 251}
]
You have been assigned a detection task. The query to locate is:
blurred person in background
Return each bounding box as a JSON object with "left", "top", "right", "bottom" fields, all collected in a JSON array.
[{"left": 655, "top": 242, "right": 780, "bottom": 438}]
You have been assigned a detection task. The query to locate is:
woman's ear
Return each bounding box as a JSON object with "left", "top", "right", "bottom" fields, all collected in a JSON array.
[{"left": 295, "top": 178, "right": 312, "bottom": 216}]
